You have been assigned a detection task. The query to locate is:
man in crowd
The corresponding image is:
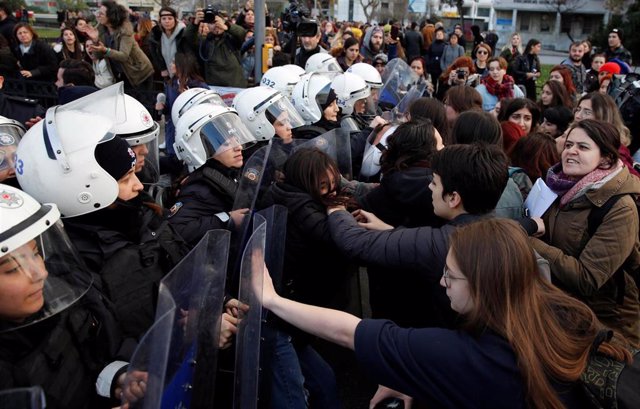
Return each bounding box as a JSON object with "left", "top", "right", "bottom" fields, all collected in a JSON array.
[
  {"left": 562, "top": 41, "right": 587, "bottom": 93},
  {"left": 360, "top": 25, "right": 384, "bottom": 63},
  {"left": 185, "top": 7, "right": 246, "bottom": 87},
  {"left": 605, "top": 28, "right": 632, "bottom": 66},
  {"left": 403, "top": 21, "right": 423, "bottom": 61},
  {"left": 0, "top": 1, "right": 16, "bottom": 48},
  {"left": 294, "top": 21, "right": 327, "bottom": 69}
]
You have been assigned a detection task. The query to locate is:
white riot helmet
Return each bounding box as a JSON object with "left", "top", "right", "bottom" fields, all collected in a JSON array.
[
  {"left": 171, "top": 87, "right": 226, "bottom": 125},
  {"left": 116, "top": 95, "right": 160, "bottom": 146},
  {"left": 347, "top": 63, "right": 383, "bottom": 89},
  {"left": 15, "top": 84, "right": 133, "bottom": 218},
  {"left": 260, "top": 66, "right": 305, "bottom": 99},
  {"left": 233, "top": 87, "right": 305, "bottom": 141},
  {"left": 0, "top": 116, "right": 25, "bottom": 182},
  {"left": 174, "top": 102, "right": 256, "bottom": 172},
  {"left": 291, "top": 73, "right": 334, "bottom": 125},
  {"left": 331, "top": 73, "right": 371, "bottom": 115},
  {"left": 305, "top": 53, "right": 343, "bottom": 74},
  {"left": 0, "top": 184, "right": 91, "bottom": 331},
  {"left": 283, "top": 64, "right": 305, "bottom": 77}
]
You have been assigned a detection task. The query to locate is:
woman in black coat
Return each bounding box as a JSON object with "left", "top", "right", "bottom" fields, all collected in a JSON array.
[
  {"left": 12, "top": 23, "right": 57, "bottom": 81},
  {"left": 511, "top": 38, "right": 542, "bottom": 100}
]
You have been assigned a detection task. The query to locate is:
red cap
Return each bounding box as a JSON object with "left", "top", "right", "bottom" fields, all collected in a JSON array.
[{"left": 599, "top": 62, "right": 621, "bottom": 75}]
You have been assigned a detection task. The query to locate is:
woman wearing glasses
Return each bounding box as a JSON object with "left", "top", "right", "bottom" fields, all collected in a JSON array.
[
  {"left": 259, "top": 217, "right": 633, "bottom": 408},
  {"left": 472, "top": 43, "right": 492, "bottom": 78},
  {"left": 523, "top": 119, "right": 640, "bottom": 346}
]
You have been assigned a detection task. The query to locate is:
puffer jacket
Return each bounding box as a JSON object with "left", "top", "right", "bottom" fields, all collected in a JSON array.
[
  {"left": 530, "top": 166, "right": 640, "bottom": 346},
  {"left": 97, "top": 21, "right": 154, "bottom": 86}
]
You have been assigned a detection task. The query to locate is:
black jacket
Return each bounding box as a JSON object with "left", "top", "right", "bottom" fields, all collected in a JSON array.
[
  {"left": 168, "top": 159, "right": 239, "bottom": 247},
  {"left": 0, "top": 92, "right": 45, "bottom": 125},
  {"left": 12, "top": 39, "right": 58, "bottom": 81},
  {"left": 262, "top": 182, "right": 351, "bottom": 309},
  {"left": 64, "top": 195, "right": 189, "bottom": 338},
  {"left": 148, "top": 24, "right": 194, "bottom": 74},
  {"left": 0, "top": 286, "right": 132, "bottom": 409},
  {"left": 358, "top": 166, "right": 445, "bottom": 228}
]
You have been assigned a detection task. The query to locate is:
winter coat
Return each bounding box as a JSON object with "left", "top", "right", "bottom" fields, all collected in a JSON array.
[
  {"left": 511, "top": 53, "right": 540, "bottom": 98},
  {"left": 605, "top": 45, "right": 633, "bottom": 66},
  {"left": 261, "top": 182, "right": 352, "bottom": 309},
  {"left": 328, "top": 211, "right": 487, "bottom": 327},
  {"left": 168, "top": 159, "right": 239, "bottom": 247},
  {"left": 12, "top": 39, "right": 57, "bottom": 81},
  {"left": 185, "top": 22, "right": 246, "bottom": 87},
  {"left": 0, "top": 287, "right": 131, "bottom": 409},
  {"left": 65, "top": 195, "right": 189, "bottom": 339},
  {"left": 426, "top": 39, "right": 446, "bottom": 79},
  {"left": 97, "top": 22, "right": 154, "bottom": 86},
  {"left": 439, "top": 44, "right": 464, "bottom": 72},
  {"left": 148, "top": 22, "right": 193, "bottom": 74},
  {"left": 358, "top": 166, "right": 444, "bottom": 228},
  {"left": 530, "top": 166, "right": 640, "bottom": 345}
]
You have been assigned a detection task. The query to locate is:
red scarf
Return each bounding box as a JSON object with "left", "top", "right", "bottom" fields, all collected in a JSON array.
[{"left": 482, "top": 74, "right": 515, "bottom": 99}]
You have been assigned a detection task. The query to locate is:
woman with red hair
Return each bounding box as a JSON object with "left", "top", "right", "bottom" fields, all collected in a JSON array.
[
  {"left": 435, "top": 56, "right": 477, "bottom": 100},
  {"left": 549, "top": 65, "right": 578, "bottom": 103}
]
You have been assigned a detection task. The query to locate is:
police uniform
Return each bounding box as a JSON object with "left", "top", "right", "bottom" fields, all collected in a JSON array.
[{"left": 0, "top": 93, "right": 45, "bottom": 126}]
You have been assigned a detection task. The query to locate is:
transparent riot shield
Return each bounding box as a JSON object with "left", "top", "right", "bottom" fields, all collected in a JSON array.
[
  {"left": 378, "top": 59, "right": 419, "bottom": 113},
  {"left": 233, "top": 213, "right": 267, "bottom": 409},
  {"left": 122, "top": 229, "right": 230, "bottom": 409},
  {"left": 0, "top": 387, "right": 46, "bottom": 409},
  {"left": 293, "top": 128, "right": 353, "bottom": 180}
]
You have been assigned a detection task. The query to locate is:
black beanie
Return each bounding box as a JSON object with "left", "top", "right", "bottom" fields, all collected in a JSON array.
[
  {"left": 319, "top": 88, "right": 337, "bottom": 111},
  {"left": 94, "top": 137, "right": 136, "bottom": 181}
]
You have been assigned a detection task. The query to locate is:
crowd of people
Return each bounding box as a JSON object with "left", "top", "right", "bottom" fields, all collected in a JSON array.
[{"left": 0, "top": 0, "right": 639, "bottom": 408}]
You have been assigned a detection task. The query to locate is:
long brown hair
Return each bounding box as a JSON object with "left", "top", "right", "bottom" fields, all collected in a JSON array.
[
  {"left": 174, "top": 52, "right": 204, "bottom": 93},
  {"left": 449, "top": 219, "right": 632, "bottom": 409}
]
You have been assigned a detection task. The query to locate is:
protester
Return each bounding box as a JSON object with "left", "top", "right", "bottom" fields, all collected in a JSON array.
[{"left": 12, "top": 23, "right": 57, "bottom": 81}]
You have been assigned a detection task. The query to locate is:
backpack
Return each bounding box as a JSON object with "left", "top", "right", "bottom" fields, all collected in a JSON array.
[
  {"left": 581, "top": 330, "right": 640, "bottom": 409},
  {"left": 587, "top": 194, "right": 640, "bottom": 303},
  {"left": 608, "top": 73, "right": 640, "bottom": 136}
]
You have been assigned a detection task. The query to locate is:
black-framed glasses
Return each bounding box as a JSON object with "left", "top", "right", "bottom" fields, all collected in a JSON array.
[{"left": 442, "top": 265, "right": 467, "bottom": 288}]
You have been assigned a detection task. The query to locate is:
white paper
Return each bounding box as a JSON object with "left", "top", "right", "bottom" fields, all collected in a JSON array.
[{"left": 524, "top": 178, "right": 558, "bottom": 217}]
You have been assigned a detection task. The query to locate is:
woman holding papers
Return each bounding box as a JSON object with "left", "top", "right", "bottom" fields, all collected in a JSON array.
[{"left": 524, "top": 119, "right": 640, "bottom": 346}]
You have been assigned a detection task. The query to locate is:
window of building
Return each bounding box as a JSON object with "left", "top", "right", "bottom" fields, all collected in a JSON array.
[
  {"left": 519, "top": 14, "right": 530, "bottom": 32},
  {"left": 540, "top": 14, "right": 551, "bottom": 32},
  {"left": 477, "top": 7, "right": 490, "bottom": 17}
]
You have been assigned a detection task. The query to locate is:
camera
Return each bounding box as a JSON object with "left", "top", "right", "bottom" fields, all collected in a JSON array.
[
  {"left": 281, "top": 0, "right": 311, "bottom": 33},
  {"left": 456, "top": 69, "right": 467, "bottom": 79},
  {"left": 204, "top": 5, "right": 218, "bottom": 24}
]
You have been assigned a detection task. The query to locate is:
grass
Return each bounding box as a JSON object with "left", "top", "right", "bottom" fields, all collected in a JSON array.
[{"left": 32, "top": 26, "right": 62, "bottom": 41}]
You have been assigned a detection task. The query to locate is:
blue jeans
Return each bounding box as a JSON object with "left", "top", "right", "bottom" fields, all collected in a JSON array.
[{"left": 266, "top": 329, "right": 341, "bottom": 409}]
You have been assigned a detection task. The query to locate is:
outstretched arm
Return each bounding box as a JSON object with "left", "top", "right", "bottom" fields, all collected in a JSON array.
[{"left": 262, "top": 266, "right": 360, "bottom": 350}]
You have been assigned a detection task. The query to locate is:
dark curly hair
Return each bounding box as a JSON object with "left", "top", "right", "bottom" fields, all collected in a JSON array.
[{"left": 101, "top": 0, "right": 128, "bottom": 29}]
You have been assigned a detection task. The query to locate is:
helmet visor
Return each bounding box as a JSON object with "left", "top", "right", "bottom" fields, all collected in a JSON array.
[
  {"left": 0, "top": 122, "right": 23, "bottom": 173},
  {"left": 200, "top": 112, "right": 256, "bottom": 157},
  {"left": 265, "top": 98, "right": 305, "bottom": 130},
  {"left": 0, "top": 220, "right": 91, "bottom": 333}
]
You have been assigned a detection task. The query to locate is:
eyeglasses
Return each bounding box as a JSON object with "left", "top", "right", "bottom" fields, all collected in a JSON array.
[
  {"left": 442, "top": 265, "right": 467, "bottom": 288},
  {"left": 477, "top": 50, "right": 489, "bottom": 55},
  {"left": 573, "top": 106, "right": 593, "bottom": 117}
]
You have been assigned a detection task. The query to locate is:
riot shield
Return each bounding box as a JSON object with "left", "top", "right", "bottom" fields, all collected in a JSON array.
[
  {"left": 0, "top": 387, "right": 46, "bottom": 409},
  {"left": 377, "top": 59, "right": 421, "bottom": 113},
  {"left": 293, "top": 128, "right": 353, "bottom": 180},
  {"left": 122, "top": 229, "right": 230, "bottom": 409},
  {"left": 233, "top": 213, "right": 267, "bottom": 409}
]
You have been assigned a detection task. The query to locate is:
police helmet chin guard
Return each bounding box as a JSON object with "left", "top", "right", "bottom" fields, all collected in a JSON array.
[
  {"left": 0, "top": 184, "right": 92, "bottom": 333},
  {"left": 233, "top": 87, "right": 305, "bottom": 141},
  {"left": 174, "top": 102, "right": 256, "bottom": 172}
]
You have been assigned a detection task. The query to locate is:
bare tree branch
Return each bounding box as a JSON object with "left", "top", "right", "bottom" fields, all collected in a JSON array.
[{"left": 360, "top": 0, "right": 380, "bottom": 22}]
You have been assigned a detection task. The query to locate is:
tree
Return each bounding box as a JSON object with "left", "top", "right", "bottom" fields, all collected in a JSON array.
[
  {"left": 360, "top": 0, "right": 380, "bottom": 22},
  {"left": 4, "top": 0, "right": 25, "bottom": 13}
]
